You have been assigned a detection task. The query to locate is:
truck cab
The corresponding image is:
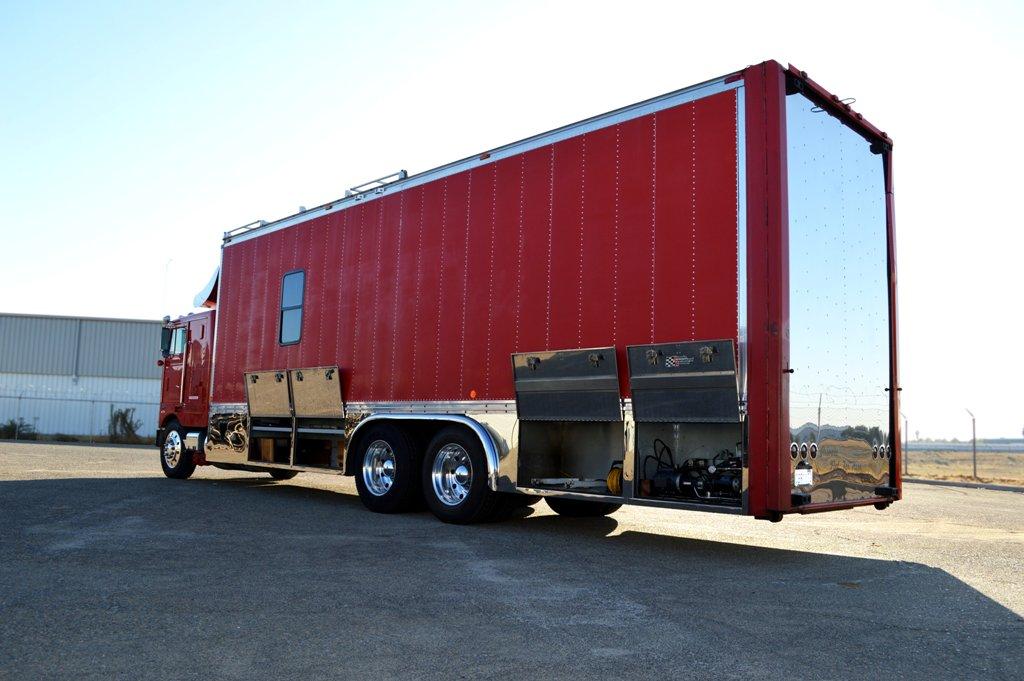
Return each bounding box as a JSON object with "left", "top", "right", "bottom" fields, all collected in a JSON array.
[{"left": 157, "top": 310, "right": 215, "bottom": 472}]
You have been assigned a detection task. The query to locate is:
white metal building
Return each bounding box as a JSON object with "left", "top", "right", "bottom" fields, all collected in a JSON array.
[{"left": 0, "top": 313, "right": 162, "bottom": 439}]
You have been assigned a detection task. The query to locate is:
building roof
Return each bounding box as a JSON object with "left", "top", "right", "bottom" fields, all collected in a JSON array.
[{"left": 0, "top": 313, "right": 162, "bottom": 380}]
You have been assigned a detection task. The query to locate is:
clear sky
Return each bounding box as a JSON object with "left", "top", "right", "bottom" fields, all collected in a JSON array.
[{"left": 1, "top": 1, "right": 1021, "bottom": 439}]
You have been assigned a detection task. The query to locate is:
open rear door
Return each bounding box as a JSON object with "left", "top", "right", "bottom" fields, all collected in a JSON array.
[{"left": 784, "top": 78, "right": 895, "bottom": 507}]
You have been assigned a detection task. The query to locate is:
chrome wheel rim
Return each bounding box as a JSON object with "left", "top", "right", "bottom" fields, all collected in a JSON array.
[
  {"left": 163, "top": 430, "right": 182, "bottom": 468},
  {"left": 431, "top": 443, "right": 472, "bottom": 507},
  {"left": 362, "top": 440, "right": 396, "bottom": 496}
]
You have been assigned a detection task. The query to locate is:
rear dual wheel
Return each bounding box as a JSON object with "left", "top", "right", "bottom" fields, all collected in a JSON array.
[
  {"left": 352, "top": 423, "right": 525, "bottom": 524},
  {"left": 354, "top": 423, "right": 422, "bottom": 513},
  {"left": 422, "top": 427, "right": 501, "bottom": 524}
]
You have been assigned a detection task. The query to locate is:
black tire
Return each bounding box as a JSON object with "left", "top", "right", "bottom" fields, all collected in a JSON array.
[
  {"left": 159, "top": 420, "right": 196, "bottom": 480},
  {"left": 269, "top": 469, "right": 298, "bottom": 481},
  {"left": 422, "top": 427, "right": 501, "bottom": 524},
  {"left": 545, "top": 497, "right": 621, "bottom": 517},
  {"left": 353, "top": 423, "right": 421, "bottom": 513}
]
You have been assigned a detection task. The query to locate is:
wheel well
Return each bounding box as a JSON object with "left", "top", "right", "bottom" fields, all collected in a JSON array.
[
  {"left": 156, "top": 415, "right": 180, "bottom": 447},
  {"left": 344, "top": 417, "right": 495, "bottom": 488},
  {"left": 345, "top": 419, "right": 455, "bottom": 475}
]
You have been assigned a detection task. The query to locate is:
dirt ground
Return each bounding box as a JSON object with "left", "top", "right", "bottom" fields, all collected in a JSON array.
[{"left": 1, "top": 441, "right": 1022, "bottom": 679}]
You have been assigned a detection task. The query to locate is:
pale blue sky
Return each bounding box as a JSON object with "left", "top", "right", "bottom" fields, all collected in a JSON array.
[{"left": 1, "top": 1, "right": 1022, "bottom": 438}]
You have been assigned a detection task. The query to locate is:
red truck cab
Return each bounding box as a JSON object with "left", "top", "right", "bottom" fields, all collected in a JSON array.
[{"left": 157, "top": 310, "right": 215, "bottom": 473}]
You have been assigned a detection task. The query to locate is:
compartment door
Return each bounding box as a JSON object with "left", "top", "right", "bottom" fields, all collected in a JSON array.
[
  {"left": 289, "top": 366, "right": 344, "bottom": 419},
  {"left": 512, "top": 348, "right": 621, "bottom": 422},
  {"left": 244, "top": 370, "right": 292, "bottom": 418},
  {"left": 626, "top": 339, "right": 740, "bottom": 423}
]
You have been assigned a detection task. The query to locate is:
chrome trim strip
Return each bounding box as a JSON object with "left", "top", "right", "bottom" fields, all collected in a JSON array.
[
  {"left": 736, "top": 85, "right": 748, "bottom": 409},
  {"left": 348, "top": 413, "right": 501, "bottom": 491},
  {"left": 346, "top": 400, "right": 516, "bottom": 414},
  {"left": 516, "top": 487, "right": 623, "bottom": 503},
  {"left": 737, "top": 85, "right": 749, "bottom": 516},
  {"left": 296, "top": 427, "right": 346, "bottom": 435},
  {"left": 633, "top": 369, "right": 736, "bottom": 379},
  {"left": 211, "top": 402, "right": 248, "bottom": 413},
  {"left": 179, "top": 333, "right": 188, "bottom": 406},
  {"left": 223, "top": 77, "right": 743, "bottom": 247}
]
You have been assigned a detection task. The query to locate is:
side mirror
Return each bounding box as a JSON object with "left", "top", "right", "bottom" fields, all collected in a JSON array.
[{"left": 160, "top": 327, "right": 172, "bottom": 358}]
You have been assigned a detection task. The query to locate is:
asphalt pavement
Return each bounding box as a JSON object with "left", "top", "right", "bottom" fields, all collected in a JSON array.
[{"left": 1, "top": 442, "right": 1021, "bottom": 679}]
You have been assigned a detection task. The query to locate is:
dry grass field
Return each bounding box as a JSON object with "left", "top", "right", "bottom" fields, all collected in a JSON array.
[{"left": 905, "top": 450, "right": 1024, "bottom": 485}]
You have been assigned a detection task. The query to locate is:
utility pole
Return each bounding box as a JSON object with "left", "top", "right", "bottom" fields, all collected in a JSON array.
[
  {"left": 816, "top": 393, "right": 822, "bottom": 442},
  {"left": 965, "top": 408, "right": 977, "bottom": 479}
]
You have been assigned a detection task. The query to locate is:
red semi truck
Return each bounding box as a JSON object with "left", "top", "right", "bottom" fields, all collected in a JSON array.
[{"left": 157, "top": 60, "right": 901, "bottom": 523}]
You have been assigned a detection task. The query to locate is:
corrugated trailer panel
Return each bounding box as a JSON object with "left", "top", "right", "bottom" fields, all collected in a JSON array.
[{"left": 212, "top": 89, "right": 740, "bottom": 405}]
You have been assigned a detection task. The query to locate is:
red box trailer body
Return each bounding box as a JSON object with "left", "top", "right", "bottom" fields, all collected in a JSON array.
[{"left": 157, "top": 60, "right": 900, "bottom": 524}]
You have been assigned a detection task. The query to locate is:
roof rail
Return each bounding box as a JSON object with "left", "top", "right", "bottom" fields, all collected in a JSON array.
[
  {"left": 223, "top": 219, "right": 268, "bottom": 239},
  {"left": 345, "top": 170, "right": 408, "bottom": 198}
]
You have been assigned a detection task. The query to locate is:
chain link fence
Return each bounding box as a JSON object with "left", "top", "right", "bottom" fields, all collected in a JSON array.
[{"left": 0, "top": 392, "right": 159, "bottom": 443}]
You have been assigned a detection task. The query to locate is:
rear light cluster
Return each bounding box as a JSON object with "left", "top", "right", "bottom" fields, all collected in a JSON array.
[
  {"left": 789, "top": 442, "right": 818, "bottom": 460},
  {"left": 791, "top": 442, "right": 891, "bottom": 460}
]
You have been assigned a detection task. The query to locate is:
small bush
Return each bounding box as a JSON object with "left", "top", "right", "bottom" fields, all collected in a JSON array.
[
  {"left": 0, "top": 418, "right": 37, "bottom": 440},
  {"left": 52, "top": 433, "right": 79, "bottom": 443},
  {"left": 108, "top": 407, "right": 143, "bottom": 444}
]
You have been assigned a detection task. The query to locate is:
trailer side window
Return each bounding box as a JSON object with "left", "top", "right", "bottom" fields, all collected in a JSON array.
[{"left": 279, "top": 270, "right": 305, "bottom": 345}]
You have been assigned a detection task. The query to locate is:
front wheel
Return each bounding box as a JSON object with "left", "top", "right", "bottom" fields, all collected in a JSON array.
[
  {"left": 545, "top": 497, "right": 621, "bottom": 517},
  {"left": 160, "top": 421, "right": 196, "bottom": 480},
  {"left": 268, "top": 469, "right": 298, "bottom": 481},
  {"left": 422, "top": 427, "right": 500, "bottom": 524}
]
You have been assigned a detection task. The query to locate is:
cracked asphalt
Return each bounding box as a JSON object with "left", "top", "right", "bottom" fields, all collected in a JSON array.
[{"left": 1, "top": 441, "right": 1022, "bottom": 679}]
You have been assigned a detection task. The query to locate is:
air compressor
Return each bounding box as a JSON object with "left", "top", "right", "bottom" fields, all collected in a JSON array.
[{"left": 641, "top": 439, "right": 743, "bottom": 503}]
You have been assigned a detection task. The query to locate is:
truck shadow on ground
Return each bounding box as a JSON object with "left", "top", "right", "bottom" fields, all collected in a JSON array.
[{"left": 3, "top": 473, "right": 1022, "bottom": 679}]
